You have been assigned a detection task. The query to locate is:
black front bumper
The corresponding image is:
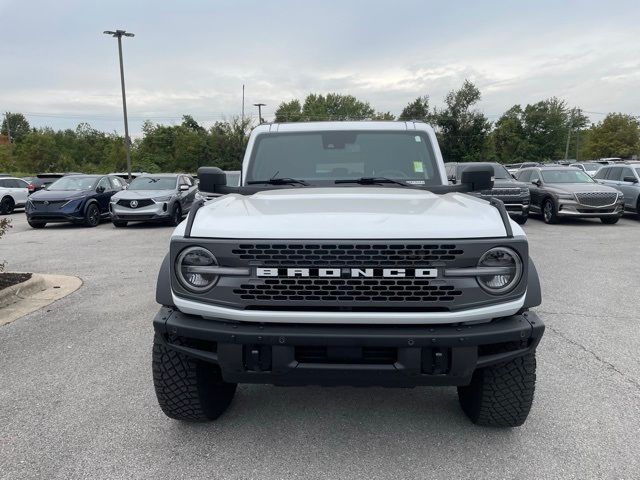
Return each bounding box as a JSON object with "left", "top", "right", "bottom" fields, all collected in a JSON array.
[
  {"left": 153, "top": 307, "right": 544, "bottom": 387},
  {"left": 26, "top": 212, "right": 85, "bottom": 223}
]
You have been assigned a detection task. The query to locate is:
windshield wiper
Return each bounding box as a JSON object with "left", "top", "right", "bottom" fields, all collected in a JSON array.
[
  {"left": 334, "top": 177, "right": 410, "bottom": 187},
  {"left": 247, "top": 177, "right": 309, "bottom": 186}
]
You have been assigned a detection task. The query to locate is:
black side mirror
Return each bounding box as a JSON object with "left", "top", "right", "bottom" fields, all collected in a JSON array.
[
  {"left": 532, "top": 179, "right": 542, "bottom": 187},
  {"left": 96, "top": 185, "right": 105, "bottom": 193},
  {"left": 623, "top": 176, "right": 638, "bottom": 183},
  {"left": 460, "top": 165, "right": 494, "bottom": 191},
  {"left": 197, "top": 167, "right": 227, "bottom": 193}
]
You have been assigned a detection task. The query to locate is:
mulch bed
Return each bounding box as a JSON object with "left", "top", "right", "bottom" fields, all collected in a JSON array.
[{"left": 0, "top": 273, "right": 32, "bottom": 291}]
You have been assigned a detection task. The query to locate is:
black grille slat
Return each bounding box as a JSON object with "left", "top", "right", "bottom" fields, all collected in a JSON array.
[
  {"left": 231, "top": 243, "right": 464, "bottom": 267},
  {"left": 575, "top": 192, "right": 618, "bottom": 207},
  {"left": 233, "top": 278, "right": 462, "bottom": 303}
]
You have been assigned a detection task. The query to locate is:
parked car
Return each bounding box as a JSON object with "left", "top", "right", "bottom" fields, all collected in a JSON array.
[
  {"left": 593, "top": 163, "right": 640, "bottom": 216},
  {"left": 571, "top": 162, "right": 602, "bottom": 177},
  {"left": 445, "top": 162, "right": 530, "bottom": 224},
  {"left": 109, "top": 173, "right": 198, "bottom": 227},
  {"left": 504, "top": 162, "right": 540, "bottom": 176},
  {"left": 516, "top": 166, "right": 624, "bottom": 224},
  {"left": 25, "top": 174, "right": 126, "bottom": 228},
  {"left": 0, "top": 177, "right": 30, "bottom": 214}
]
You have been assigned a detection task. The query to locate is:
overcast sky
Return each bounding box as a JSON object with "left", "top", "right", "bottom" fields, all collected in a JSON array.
[{"left": 1, "top": 0, "right": 639, "bottom": 135}]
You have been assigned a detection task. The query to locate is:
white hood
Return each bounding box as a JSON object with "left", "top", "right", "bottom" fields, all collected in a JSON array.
[{"left": 177, "top": 187, "right": 519, "bottom": 239}]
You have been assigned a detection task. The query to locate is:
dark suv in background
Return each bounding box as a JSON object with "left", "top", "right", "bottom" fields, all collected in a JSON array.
[
  {"left": 25, "top": 174, "right": 126, "bottom": 228},
  {"left": 446, "top": 162, "right": 530, "bottom": 224},
  {"left": 516, "top": 166, "right": 624, "bottom": 224}
]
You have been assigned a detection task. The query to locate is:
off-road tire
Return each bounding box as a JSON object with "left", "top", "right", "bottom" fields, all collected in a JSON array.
[
  {"left": 457, "top": 352, "right": 536, "bottom": 427},
  {"left": 600, "top": 216, "right": 619, "bottom": 225},
  {"left": 28, "top": 219, "right": 46, "bottom": 228},
  {"left": 84, "top": 203, "right": 100, "bottom": 227},
  {"left": 112, "top": 220, "right": 128, "bottom": 228},
  {"left": 152, "top": 333, "right": 237, "bottom": 421},
  {"left": 167, "top": 204, "right": 182, "bottom": 227},
  {"left": 542, "top": 199, "right": 558, "bottom": 224},
  {"left": 513, "top": 215, "right": 528, "bottom": 225},
  {"left": 0, "top": 196, "right": 15, "bottom": 214}
]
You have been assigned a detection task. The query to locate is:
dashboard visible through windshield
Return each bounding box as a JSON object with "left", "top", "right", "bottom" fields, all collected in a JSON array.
[{"left": 246, "top": 131, "right": 442, "bottom": 186}]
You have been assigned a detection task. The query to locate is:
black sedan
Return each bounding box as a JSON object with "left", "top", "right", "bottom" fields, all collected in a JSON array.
[
  {"left": 515, "top": 166, "right": 624, "bottom": 224},
  {"left": 25, "top": 174, "right": 126, "bottom": 228},
  {"left": 445, "top": 162, "right": 531, "bottom": 224}
]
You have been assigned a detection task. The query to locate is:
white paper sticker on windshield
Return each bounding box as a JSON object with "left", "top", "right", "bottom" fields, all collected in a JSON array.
[
  {"left": 414, "top": 136, "right": 421, "bottom": 142},
  {"left": 413, "top": 161, "right": 424, "bottom": 173}
]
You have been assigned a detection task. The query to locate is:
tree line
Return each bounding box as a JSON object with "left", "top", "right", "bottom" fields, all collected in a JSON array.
[{"left": 1, "top": 80, "right": 639, "bottom": 175}]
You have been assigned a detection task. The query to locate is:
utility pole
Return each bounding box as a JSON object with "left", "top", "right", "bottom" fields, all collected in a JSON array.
[
  {"left": 104, "top": 29, "right": 135, "bottom": 181},
  {"left": 254, "top": 103, "right": 266, "bottom": 124},
  {"left": 4, "top": 112, "right": 11, "bottom": 143},
  {"left": 242, "top": 85, "right": 245, "bottom": 121}
]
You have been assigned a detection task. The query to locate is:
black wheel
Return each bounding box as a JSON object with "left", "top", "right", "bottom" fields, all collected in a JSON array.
[
  {"left": 84, "top": 203, "right": 100, "bottom": 227},
  {"left": 0, "top": 196, "right": 15, "bottom": 214},
  {"left": 513, "top": 215, "right": 528, "bottom": 225},
  {"left": 458, "top": 352, "right": 537, "bottom": 427},
  {"left": 112, "top": 220, "right": 128, "bottom": 228},
  {"left": 600, "top": 216, "right": 620, "bottom": 225},
  {"left": 152, "top": 333, "right": 237, "bottom": 421},
  {"left": 28, "top": 219, "right": 46, "bottom": 228},
  {"left": 168, "top": 204, "right": 182, "bottom": 226},
  {"left": 542, "top": 199, "right": 558, "bottom": 224}
]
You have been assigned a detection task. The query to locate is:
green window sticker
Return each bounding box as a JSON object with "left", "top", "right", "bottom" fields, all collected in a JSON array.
[
  {"left": 414, "top": 135, "right": 422, "bottom": 142},
  {"left": 413, "top": 161, "right": 424, "bottom": 173}
]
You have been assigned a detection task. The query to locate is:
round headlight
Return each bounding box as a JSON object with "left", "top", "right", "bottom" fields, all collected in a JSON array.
[
  {"left": 176, "top": 246, "right": 218, "bottom": 292},
  {"left": 477, "top": 247, "right": 523, "bottom": 294}
]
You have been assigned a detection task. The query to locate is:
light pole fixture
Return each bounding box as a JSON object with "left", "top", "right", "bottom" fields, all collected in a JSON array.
[
  {"left": 253, "top": 103, "right": 266, "bottom": 124},
  {"left": 104, "top": 29, "right": 135, "bottom": 180}
]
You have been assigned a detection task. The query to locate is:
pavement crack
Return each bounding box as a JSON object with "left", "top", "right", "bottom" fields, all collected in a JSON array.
[{"left": 546, "top": 325, "right": 640, "bottom": 391}]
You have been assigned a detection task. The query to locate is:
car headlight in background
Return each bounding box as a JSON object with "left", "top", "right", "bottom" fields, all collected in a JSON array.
[
  {"left": 476, "top": 247, "right": 523, "bottom": 294},
  {"left": 556, "top": 193, "right": 574, "bottom": 200},
  {"left": 176, "top": 246, "right": 218, "bottom": 292},
  {"left": 153, "top": 195, "right": 172, "bottom": 202},
  {"left": 110, "top": 197, "right": 118, "bottom": 203}
]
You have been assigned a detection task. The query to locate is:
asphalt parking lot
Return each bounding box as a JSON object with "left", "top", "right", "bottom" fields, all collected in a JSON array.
[{"left": 1, "top": 212, "right": 640, "bottom": 480}]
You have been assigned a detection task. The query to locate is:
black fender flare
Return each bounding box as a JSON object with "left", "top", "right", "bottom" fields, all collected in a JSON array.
[
  {"left": 524, "top": 257, "right": 542, "bottom": 308},
  {"left": 156, "top": 253, "right": 175, "bottom": 307},
  {"left": 82, "top": 198, "right": 99, "bottom": 215}
]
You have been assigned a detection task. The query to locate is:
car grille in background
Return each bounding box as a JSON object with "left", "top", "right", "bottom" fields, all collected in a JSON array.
[
  {"left": 479, "top": 187, "right": 526, "bottom": 198},
  {"left": 234, "top": 278, "right": 463, "bottom": 303},
  {"left": 31, "top": 200, "right": 67, "bottom": 208},
  {"left": 231, "top": 243, "right": 464, "bottom": 267},
  {"left": 117, "top": 198, "right": 154, "bottom": 208},
  {"left": 575, "top": 192, "right": 618, "bottom": 207}
]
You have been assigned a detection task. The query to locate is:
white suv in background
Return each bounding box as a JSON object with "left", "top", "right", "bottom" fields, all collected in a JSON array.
[{"left": 0, "top": 177, "right": 29, "bottom": 214}]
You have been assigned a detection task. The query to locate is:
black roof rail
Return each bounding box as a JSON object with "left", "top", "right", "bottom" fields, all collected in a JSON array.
[{"left": 490, "top": 198, "right": 513, "bottom": 238}]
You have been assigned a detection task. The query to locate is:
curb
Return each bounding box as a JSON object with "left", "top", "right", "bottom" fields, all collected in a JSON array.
[{"left": 0, "top": 273, "right": 47, "bottom": 309}]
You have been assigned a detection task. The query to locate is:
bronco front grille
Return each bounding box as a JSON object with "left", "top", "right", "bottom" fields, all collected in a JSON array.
[
  {"left": 231, "top": 243, "right": 464, "bottom": 267},
  {"left": 575, "top": 192, "right": 618, "bottom": 207},
  {"left": 233, "top": 278, "right": 463, "bottom": 303}
]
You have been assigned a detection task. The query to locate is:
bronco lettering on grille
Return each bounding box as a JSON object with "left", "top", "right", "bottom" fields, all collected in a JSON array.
[{"left": 256, "top": 267, "right": 438, "bottom": 278}]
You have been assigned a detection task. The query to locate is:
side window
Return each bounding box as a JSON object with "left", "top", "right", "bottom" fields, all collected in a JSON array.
[
  {"left": 184, "top": 176, "right": 194, "bottom": 186},
  {"left": 606, "top": 167, "right": 621, "bottom": 181},
  {"left": 518, "top": 170, "right": 532, "bottom": 183},
  {"left": 621, "top": 167, "right": 635, "bottom": 181},
  {"left": 109, "top": 177, "right": 123, "bottom": 189},
  {"left": 179, "top": 176, "right": 190, "bottom": 186},
  {"left": 593, "top": 167, "right": 608, "bottom": 180},
  {"left": 15, "top": 179, "right": 29, "bottom": 188},
  {"left": 529, "top": 171, "right": 540, "bottom": 184},
  {"left": 97, "top": 177, "right": 111, "bottom": 190},
  {"left": 0, "top": 179, "right": 7, "bottom": 188}
]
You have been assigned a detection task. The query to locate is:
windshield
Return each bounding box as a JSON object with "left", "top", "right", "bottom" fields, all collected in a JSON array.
[
  {"left": 128, "top": 177, "right": 177, "bottom": 190},
  {"left": 635, "top": 168, "right": 640, "bottom": 177},
  {"left": 541, "top": 170, "right": 595, "bottom": 184},
  {"left": 246, "top": 131, "right": 441, "bottom": 185},
  {"left": 47, "top": 176, "right": 98, "bottom": 191}
]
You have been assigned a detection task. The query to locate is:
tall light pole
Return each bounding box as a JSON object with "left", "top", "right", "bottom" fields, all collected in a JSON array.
[
  {"left": 104, "top": 29, "right": 134, "bottom": 180},
  {"left": 254, "top": 103, "right": 266, "bottom": 124}
]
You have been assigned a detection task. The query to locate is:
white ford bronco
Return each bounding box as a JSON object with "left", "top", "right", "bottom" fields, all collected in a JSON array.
[{"left": 153, "top": 121, "right": 544, "bottom": 427}]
